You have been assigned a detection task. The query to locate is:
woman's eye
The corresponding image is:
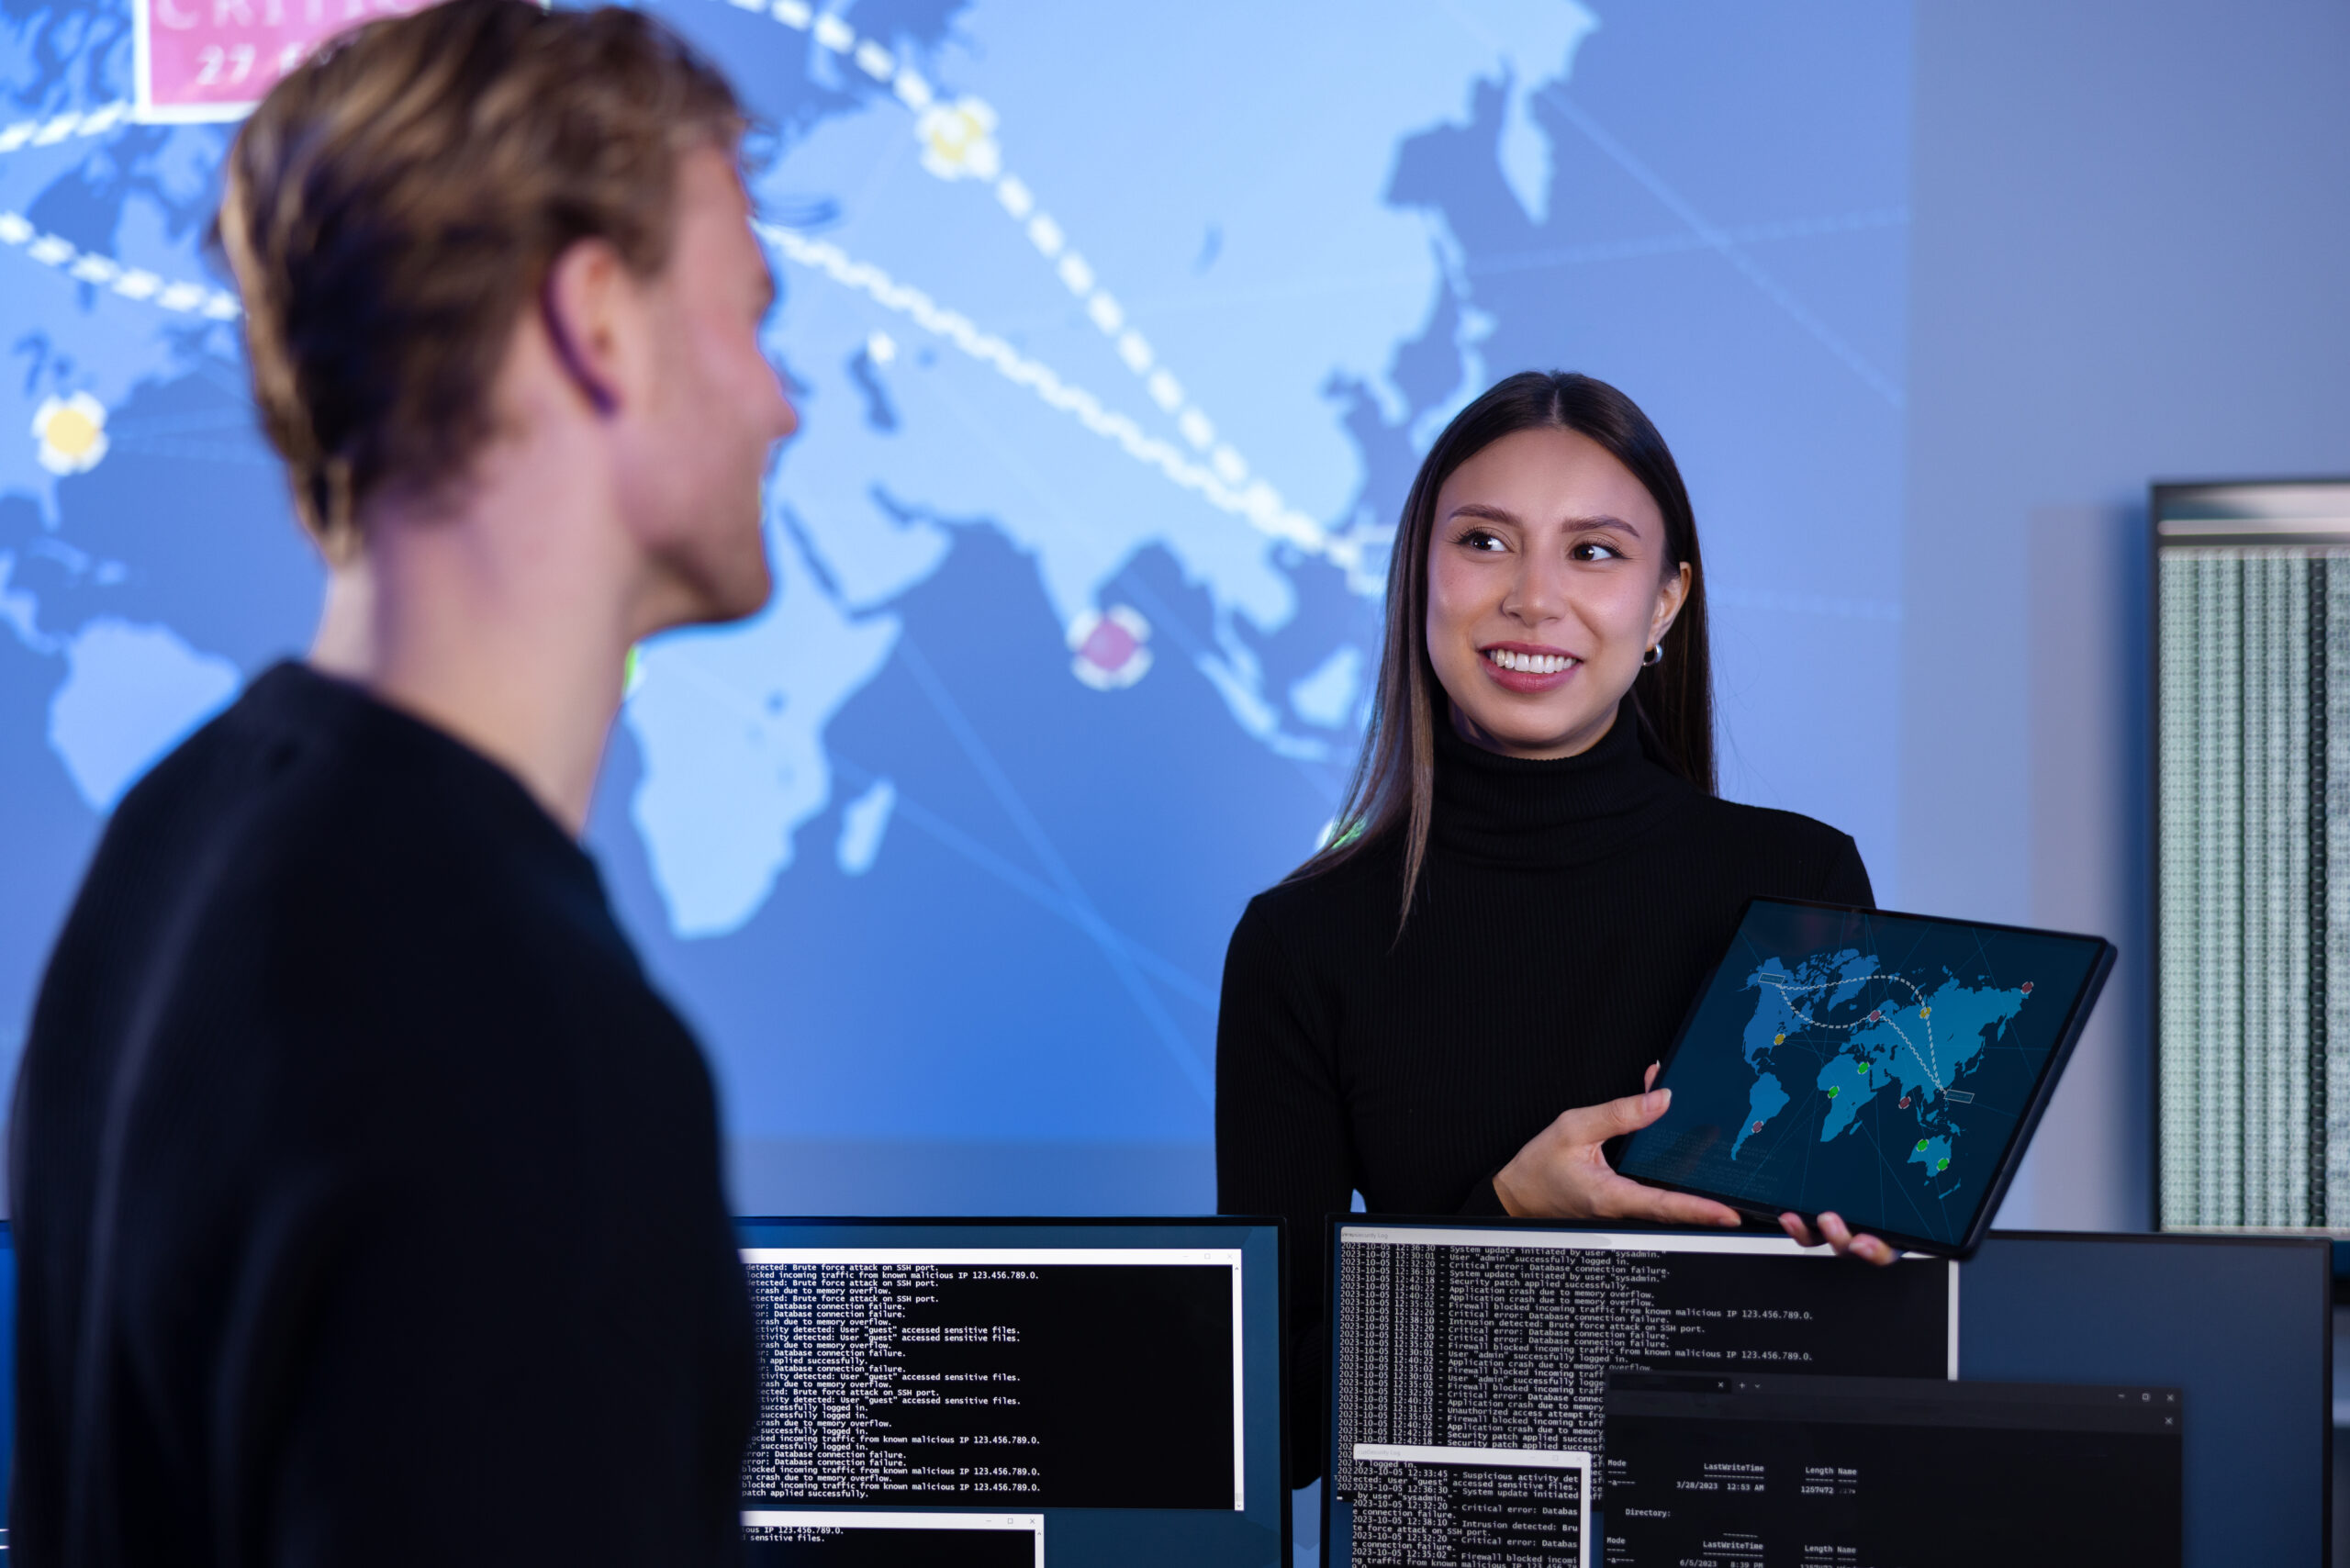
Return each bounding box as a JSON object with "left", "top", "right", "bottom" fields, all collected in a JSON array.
[
  {"left": 1460, "top": 529, "right": 1506, "bottom": 553},
  {"left": 1571, "top": 539, "right": 1624, "bottom": 563}
]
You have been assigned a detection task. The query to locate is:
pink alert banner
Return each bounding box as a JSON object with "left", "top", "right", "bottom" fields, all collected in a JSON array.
[{"left": 134, "top": 0, "right": 438, "bottom": 122}]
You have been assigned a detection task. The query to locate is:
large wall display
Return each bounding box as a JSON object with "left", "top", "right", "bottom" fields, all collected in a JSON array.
[
  {"left": 0, "top": 2, "right": 1912, "bottom": 1211},
  {"left": 2154, "top": 479, "right": 2350, "bottom": 1228}
]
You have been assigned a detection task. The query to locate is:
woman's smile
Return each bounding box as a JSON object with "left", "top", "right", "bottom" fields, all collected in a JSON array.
[{"left": 1480, "top": 641, "right": 1583, "bottom": 692}]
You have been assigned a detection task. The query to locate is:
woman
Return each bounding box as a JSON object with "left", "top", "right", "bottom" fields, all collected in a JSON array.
[{"left": 1215, "top": 371, "right": 1889, "bottom": 1486}]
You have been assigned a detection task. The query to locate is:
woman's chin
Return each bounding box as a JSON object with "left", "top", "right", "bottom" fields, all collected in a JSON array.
[{"left": 1456, "top": 701, "right": 1615, "bottom": 761}]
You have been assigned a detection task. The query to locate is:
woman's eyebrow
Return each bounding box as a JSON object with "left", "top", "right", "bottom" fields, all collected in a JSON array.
[
  {"left": 1446, "top": 502, "right": 1521, "bottom": 526},
  {"left": 1573, "top": 513, "right": 1643, "bottom": 536}
]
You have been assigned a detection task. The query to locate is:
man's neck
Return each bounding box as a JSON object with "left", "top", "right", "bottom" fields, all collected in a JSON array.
[{"left": 308, "top": 435, "right": 634, "bottom": 837}]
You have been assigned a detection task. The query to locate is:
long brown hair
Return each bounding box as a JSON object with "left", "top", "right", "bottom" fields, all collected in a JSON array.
[{"left": 1294, "top": 371, "right": 1715, "bottom": 924}]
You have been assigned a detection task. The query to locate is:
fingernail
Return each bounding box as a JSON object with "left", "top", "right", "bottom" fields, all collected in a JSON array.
[{"left": 1646, "top": 1088, "right": 1670, "bottom": 1114}]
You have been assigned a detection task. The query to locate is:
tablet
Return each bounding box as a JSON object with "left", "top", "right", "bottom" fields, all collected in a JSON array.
[{"left": 1617, "top": 898, "right": 2115, "bottom": 1259}]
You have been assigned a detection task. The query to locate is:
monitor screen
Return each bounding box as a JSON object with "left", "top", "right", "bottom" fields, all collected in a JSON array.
[
  {"left": 734, "top": 1216, "right": 1284, "bottom": 1567},
  {"left": 1958, "top": 1231, "right": 2330, "bottom": 1567},
  {"left": 1603, "top": 1371, "right": 2182, "bottom": 1566},
  {"left": 1325, "top": 1221, "right": 1957, "bottom": 1568}
]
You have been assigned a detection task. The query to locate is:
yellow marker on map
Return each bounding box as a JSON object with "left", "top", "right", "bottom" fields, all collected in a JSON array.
[
  {"left": 32, "top": 391, "right": 107, "bottom": 476},
  {"left": 917, "top": 96, "right": 1001, "bottom": 182}
]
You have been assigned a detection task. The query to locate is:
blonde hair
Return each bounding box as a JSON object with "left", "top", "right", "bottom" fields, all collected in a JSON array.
[{"left": 215, "top": 0, "right": 744, "bottom": 552}]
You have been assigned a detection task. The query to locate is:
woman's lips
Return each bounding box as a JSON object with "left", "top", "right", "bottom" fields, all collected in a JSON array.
[{"left": 1480, "top": 644, "right": 1581, "bottom": 694}]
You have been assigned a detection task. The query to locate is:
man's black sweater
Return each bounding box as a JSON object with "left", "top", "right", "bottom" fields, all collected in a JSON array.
[
  {"left": 1214, "top": 704, "right": 1873, "bottom": 1484},
  {"left": 9, "top": 663, "right": 756, "bottom": 1565}
]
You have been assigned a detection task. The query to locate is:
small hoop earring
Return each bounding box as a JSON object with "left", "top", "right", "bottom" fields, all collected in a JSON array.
[{"left": 1641, "top": 643, "right": 1664, "bottom": 668}]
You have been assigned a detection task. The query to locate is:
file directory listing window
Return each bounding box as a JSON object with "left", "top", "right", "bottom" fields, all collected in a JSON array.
[
  {"left": 733, "top": 1218, "right": 1284, "bottom": 1568},
  {"left": 1327, "top": 1223, "right": 1957, "bottom": 1568},
  {"left": 1603, "top": 1372, "right": 2183, "bottom": 1567}
]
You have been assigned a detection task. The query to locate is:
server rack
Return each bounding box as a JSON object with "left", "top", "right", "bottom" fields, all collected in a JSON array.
[{"left": 2154, "top": 479, "right": 2350, "bottom": 1230}]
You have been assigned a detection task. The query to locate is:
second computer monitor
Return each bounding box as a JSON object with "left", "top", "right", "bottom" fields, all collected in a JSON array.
[{"left": 1324, "top": 1220, "right": 1958, "bottom": 1568}]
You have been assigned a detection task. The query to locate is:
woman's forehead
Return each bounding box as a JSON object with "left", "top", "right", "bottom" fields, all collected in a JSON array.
[{"left": 1437, "top": 427, "right": 1662, "bottom": 532}]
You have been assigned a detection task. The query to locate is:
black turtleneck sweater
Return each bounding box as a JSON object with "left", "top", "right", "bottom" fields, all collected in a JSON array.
[{"left": 1214, "top": 703, "right": 1872, "bottom": 1484}]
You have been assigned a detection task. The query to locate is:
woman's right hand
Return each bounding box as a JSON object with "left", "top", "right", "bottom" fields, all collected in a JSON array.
[{"left": 1491, "top": 1069, "right": 1744, "bottom": 1229}]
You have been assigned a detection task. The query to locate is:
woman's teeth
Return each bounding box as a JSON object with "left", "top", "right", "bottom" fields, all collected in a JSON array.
[{"left": 1486, "top": 649, "right": 1576, "bottom": 675}]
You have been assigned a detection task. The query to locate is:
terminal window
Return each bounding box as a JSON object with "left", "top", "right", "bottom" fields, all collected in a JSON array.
[
  {"left": 738, "top": 1248, "right": 1243, "bottom": 1513},
  {"left": 1603, "top": 1372, "right": 2182, "bottom": 1567},
  {"left": 1329, "top": 1226, "right": 1953, "bottom": 1568}
]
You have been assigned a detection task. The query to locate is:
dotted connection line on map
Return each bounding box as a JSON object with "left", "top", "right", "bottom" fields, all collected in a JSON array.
[
  {"left": 0, "top": 102, "right": 131, "bottom": 155},
  {"left": 719, "top": 0, "right": 1331, "bottom": 560},
  {"left": 1758, "top": 973, "right": 1943, "bottom": 1092},
  {"left": 0, "top": 210, "right": 241, "bottom": 319},
  {"left": 0, "top": 105, "right": 242, "bottom": 319},
  {"left": 758, "top": 221, "right": 1337, "bottom": 560}
]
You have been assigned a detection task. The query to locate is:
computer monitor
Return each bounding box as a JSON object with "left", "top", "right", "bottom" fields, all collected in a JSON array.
[
  {"left": 1958, "top": 1230, "right": 2330, "bottom": 1567},
  {"left": 1604, "top": 1371, "right": 2183, "bottom": 1566},
  {"left": 734, "top": 1216, "right": 1286, "bottom": 1567},
  {"left": 1324, "top": 1220, "right": 1958, "bottom": 1568}
]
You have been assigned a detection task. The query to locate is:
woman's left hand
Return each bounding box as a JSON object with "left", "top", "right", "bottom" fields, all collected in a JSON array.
[
  {"left": 1622, "top": 1064, "right": 1897, "bottom": 1266},
  {"left": 1777, "top": 1208, "right": 1897, "bottom": 1266}
]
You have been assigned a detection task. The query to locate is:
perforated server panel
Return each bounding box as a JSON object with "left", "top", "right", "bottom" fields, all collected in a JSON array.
[{"left": 2154, "top": 480, "right": 2350, "bottom": 1227}]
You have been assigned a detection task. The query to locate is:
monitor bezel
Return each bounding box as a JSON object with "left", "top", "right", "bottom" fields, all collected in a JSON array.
[{"left": 1613, "top": 895, "right": 2118, "bottom": 1260}]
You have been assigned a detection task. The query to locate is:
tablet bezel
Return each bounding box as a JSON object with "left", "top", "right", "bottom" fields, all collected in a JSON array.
[{"left": 1616, "top": 895, "right": 2118, "bottom": 1260}]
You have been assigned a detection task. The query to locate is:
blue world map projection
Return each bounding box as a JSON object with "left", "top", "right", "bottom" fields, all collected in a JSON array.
[
  {"left": 1623, "top": 902, "right": 2110, "bottom": 1248},
  {"left": 0, "top": 1, "right": 1911, "bottom": 1212}
]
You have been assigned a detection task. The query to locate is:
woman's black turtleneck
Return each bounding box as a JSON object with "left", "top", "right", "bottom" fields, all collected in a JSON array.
[{"left": 1214, "top": 700, "right": 1872, "bottom": 1484}]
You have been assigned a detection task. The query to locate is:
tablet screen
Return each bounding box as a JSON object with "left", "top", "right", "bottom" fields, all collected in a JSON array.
[{"left": 1617, "top": 899, "right": 2112, "bottom": 1252}]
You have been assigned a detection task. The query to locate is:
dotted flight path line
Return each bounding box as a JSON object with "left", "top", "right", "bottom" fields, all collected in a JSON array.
[
  {"left": 718, "top": 0, "right": 1340, "bottom": 564},
  {"left": 1758, "top": 972, "right": 1944, "bottom": 1092},
  {"left": 758, "top": 221, "right": 1329, "bottom": 558},
  {"left": 0, "top": 102, "right": 131, "bottom": 155},
  {"left": 0, "top": 210, "right": 241, "bottom": 319},
  {"left": 0, "top": 103, "right": 243, "bottom": 319}
]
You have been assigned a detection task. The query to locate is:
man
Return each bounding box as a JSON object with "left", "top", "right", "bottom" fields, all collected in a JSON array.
[{"left": 8, "top": 1, "right": 797, "bottom": 1560}]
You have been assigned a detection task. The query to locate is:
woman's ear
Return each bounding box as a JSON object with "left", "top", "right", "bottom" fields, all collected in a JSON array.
[{"left": 1649, "top": 559, "right": 1693, "bottom": 647}]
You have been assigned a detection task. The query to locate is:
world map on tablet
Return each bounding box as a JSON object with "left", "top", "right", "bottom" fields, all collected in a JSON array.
[{"left": 1621, "top": 902, "right": 2109, "bottom": 1248}]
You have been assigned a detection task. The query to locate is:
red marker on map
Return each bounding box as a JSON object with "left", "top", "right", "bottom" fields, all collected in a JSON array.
[
  {"left": 1752, "top": 1121, "right": 1764, "bottom": 1134},
  {"left": 1868, "top": 1009, "right": 1882, "bottom": 1023},
  {"left": 2020, "top": 981, "right": 2034, "bottom": 995}
]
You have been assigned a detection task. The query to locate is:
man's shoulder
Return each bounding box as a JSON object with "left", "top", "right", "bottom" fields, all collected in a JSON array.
[
  {"left": 33, "top": 665, "right": 699, "bottom": 1178},
  {"left": 113, "top": 662, "right": 577, "bottom": 909},
  {"left": 68, "top": 663, "right": 632, "bottom": 1047}
]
